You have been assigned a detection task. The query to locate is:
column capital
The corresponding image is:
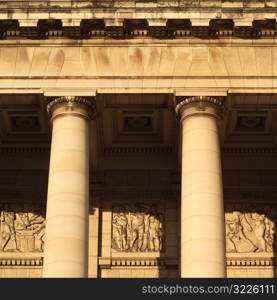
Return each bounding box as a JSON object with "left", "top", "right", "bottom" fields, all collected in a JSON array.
[
  {"left": 46, "top": 96, "right": 96, "bottom": 120},
  {"left": 175, "top": 96, "right": 225, "bottom": 121}
]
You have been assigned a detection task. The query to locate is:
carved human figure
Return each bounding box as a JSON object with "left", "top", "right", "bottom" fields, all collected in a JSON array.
[
  {"left": 148, "top": 216, "right": 161, "bottom": 252},
  {"left": 264, "top": 218, "right": 275, "bottom": 252},
  {"left": 140, "top": 232, "right": 148, "bottom": 252},
  {"left": 128, "top": 212, "right": 145, "bottom": 251},
  {"left": 112, "top": 204, "right": 164, "bottom": 253},
  {"left": 14, "top": 213, "right": 28, "bottom": 230},
  {"left": 28, "top": 211, "right": 45, "bottom": 252},
  {"left": 33, "top": 221, "right": 45, "bottom": 252},
  {"left": 28, "top": 210, "right": 45, "bottom": 225},
  {"left": 140, "top": 214, "right": 150, "bottom": 252},
  {"left": 225, "top": 205, "right": 276, "bottom": 253},
  {"left": 225, "top": 219, "right": 237, "bottom": 252},
  {"left": 1, "top": 211, "right": 20, "bottom": 252},
  {"left": 0, "top": 205, "right": 46, "bottom": 253},
  {"left": 13, "top": 210, "right": 45, "bottom": 252},
  {"left": 225, "top": 212, "right": 256, "bottom": 253},
  {"left": 241, "top": 213, "right": 266, "bottom": 252},
  {"left": 231, "top": 223, "right": 257, "bottom": 253},
  {"left": 112, "top": 213, "right": 128, "bottom": 251}
]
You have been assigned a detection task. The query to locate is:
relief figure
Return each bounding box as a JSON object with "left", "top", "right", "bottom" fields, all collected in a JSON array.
[
  {"left": 225, "top": 205, "right": 275, "bottom": 253},
  {"left": 112, "top": 204, "right": 163, "bottom": 253},
  {"left": 112, "top": 213, "right": 128, "bottom": 251},
  {"left": 1, "top": 211, "right": 20, "bottom": 252},
  {"left": 0, "top": 204, "right": 45, "bottom": 253}
]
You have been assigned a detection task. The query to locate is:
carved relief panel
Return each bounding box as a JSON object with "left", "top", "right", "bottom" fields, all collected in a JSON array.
[
  {"left": 0, "top": 203, "right": 45, "bottom": 253},
  {"left": 225, "top": 204, "right": 276, "bottom": 253},
  {"left": 111, "top": 203, "right": 164, "bottom": 253}
]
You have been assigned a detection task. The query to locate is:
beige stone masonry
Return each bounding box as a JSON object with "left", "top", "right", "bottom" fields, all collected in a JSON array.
[
  {"left": 43, "top": 96, "right": 94, "bottom": 278},
  {"left": 0, "top": 40, "right": 276, "bottom": 93},
  {"left": 0, "top": 1, "right": 276, "bottom": 24},
  {"left": 176, "top": 96, "right": 226, "bottom": 278}
]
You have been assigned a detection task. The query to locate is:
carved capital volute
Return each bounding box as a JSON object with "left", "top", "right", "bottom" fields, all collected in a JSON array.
[
  {"left": 175, "top": 96, "right": 225, "bottom": 122},
  {"left": 46, "top": 96, "right": 96, "bottom": 121}
]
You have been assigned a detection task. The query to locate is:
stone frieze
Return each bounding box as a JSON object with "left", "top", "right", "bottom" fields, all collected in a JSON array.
[
  {"left": 0, "top": 204, "right": 45, "bottom": 253},
  {"left": 112, "top": 203, "right": 163, "bottom": 253},
  {"left": 225, "top": 204, "right": 276, "bottom": 253}
]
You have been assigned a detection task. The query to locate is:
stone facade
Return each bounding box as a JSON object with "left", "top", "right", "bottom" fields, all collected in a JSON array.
[
  {"left": 0, "top": 170, "right": 276, "bottom": 277},
  {"left": 0, "top": 1, "right": 276, "bottom": 278}
]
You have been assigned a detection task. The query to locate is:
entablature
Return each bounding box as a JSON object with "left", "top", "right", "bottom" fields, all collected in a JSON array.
[{"left": 1, "top": 1, "right": 277, "bottom": 39}]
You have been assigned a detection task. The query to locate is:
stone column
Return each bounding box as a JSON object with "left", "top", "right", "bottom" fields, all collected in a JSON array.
[
  {"left": 175, "top": 96, "right": 226, "bottom": 278},
  {"left": 43, "top": 96, "right": 94, "bottom": 278}
]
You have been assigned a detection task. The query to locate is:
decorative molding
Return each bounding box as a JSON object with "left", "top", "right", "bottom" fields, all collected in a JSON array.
[
  {"left": 1, "top": 256, "right": 276, "bottom": 268},
  {"left": 0, "top": 257, "right": 43, "bottom": 267},
  {"left": 112, "top": 258, "right": 277, "bottom": 268},
  {"left": 46, "top": 96, "right": 93, "bottom": 113},
  {"left": 0, "top": 147, "right": 50, "bottom": 155},
  {"left": 0, "top": 20, "right": 20, "bottom": 39},
  {"left": 2, "top": 146, "right": 277, "bottom": 156},
  {"left": 0, "top": 18, "right": 277, "bottom": 40},
  {"left": 100, "top": 257, "right": 277, "bottom": 268},
  {"left": 99, "top": 257, "right": 177, "bottom": 268},
  {"left": 175, "top": 96, "right": 225, "bottom": 119},
  {"left": 111, "top": 258, "right": 166, "bottom": 267},
  {"left": 46, "top": 96, "right": 96, "bottom": 120},
  {"left": 176, "top": 96, "right": 225, "bottom": 107},
  {"left": 43, "top": 88, "right": 97, "bottom": 98},
  {"left": 103, "top": 147, "right": 173, "bottom": 155},
  {"left": 222, "top": 147, "right": 277, "bottom": 155},
  {"left": 37, "top": 19, "right": 63, "bottom": 37},
  {"left": 227, "top": 258, "right": 277, "bottom": 267}
]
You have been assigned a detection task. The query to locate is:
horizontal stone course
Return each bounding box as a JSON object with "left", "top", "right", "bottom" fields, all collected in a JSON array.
[
  {"left": 1, "top": 18, "right": 276, "bottom": 39},
  {"left": 0, "top": 1, "right": 276, "bottom": 10}
]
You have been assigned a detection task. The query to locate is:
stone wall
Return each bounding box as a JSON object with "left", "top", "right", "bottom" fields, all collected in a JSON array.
[
  {"left": 1, "top": 1, "right": 276, "bottom": 9},
  {"left": 0, "top": 169, "right": 276, "bottom": 277},
  {"left": 95, "top": 170, "right": 179, "bottom": 278}
]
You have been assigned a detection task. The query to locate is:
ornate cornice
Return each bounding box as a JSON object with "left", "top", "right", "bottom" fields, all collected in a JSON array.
[
  {"left": 175, "top": 96, "right": 225, "bottom": 119},
  {"left": 46, "top": 96, "right": 96, "bottom": 120},
  {"left": 0, "top": 18, "right": 276, "bottom": 40}
]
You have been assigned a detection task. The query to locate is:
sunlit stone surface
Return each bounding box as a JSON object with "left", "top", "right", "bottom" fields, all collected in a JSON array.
[{"left": 0, "top": 1, "right": 276, "bottom": 278}]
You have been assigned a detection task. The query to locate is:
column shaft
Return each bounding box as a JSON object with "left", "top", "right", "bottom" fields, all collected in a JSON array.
[
  {"left": 177, "top": 97, "right": 226, "bottom": 277},
  {"left": 43, "top": 97, "right": 92, "bottom": 278}
]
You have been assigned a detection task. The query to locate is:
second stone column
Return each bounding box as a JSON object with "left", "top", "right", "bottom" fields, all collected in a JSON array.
[
  {"left": 43, "top": 96, "right": 94, "bottom": 278},
  {"left": 176, "top": 96, "right": 226, "bottom": 278}
]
